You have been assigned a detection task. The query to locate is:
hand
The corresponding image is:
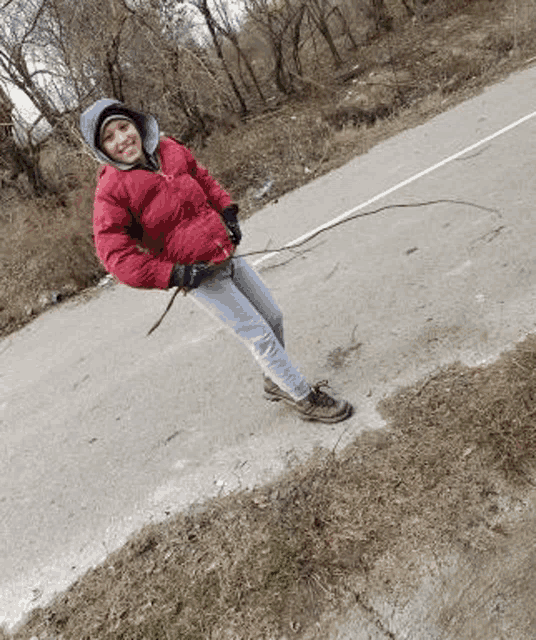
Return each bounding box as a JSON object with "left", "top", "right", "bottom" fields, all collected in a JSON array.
[
  {"left": 225, "top": 220, "right": 242, "bottom": 246},
  {"left": 169, "top": 262, "right": 213, "bottom": 290},
  {"left": 221, "top": 205, "right": 242, "bottom": 247}
]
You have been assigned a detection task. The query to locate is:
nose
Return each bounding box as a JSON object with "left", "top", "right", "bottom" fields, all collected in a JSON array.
[{"left": 116, "top": 130, "right": 128, "bottom": 145}]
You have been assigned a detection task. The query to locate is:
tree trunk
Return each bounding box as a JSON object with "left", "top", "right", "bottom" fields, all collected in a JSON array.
[
  {"left": 307, "top": 2, "right": 343, "bottom": 68},
  {"left": 291, "top": 3, "right": 307, "bottom": 76},
  {"left": 0, "top": 85, "right": 14, "bottom": 144},
  {"left": 271, "top": 35, "right": 293, "bottom": 95},
  {"left": 166, "top": 54, "right": 212, "bottom": 145},
  {"left": 193, "top": 0, "right": 248, "bottom": 116},
  {"left": 370, "top": 0, "right": 394, "bottom": 31},
  {"left": 226, "top": 33, "right": 266, "bottom": 104},
  {"left": 330, "top": 5, "right": 358, "bottom": 50}
]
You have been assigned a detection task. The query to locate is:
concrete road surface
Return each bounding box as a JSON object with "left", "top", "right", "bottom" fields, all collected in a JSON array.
[{"left": 3, "top": 64, "right": 536, "bottom": 633}]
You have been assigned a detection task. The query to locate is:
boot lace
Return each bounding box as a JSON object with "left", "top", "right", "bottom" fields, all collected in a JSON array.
[{"left": 309, "top": 380, "right": 336, "bottom": 407}]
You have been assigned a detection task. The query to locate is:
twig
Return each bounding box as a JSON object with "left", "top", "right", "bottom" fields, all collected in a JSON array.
[
  {"left": 287, "top": 69, "right": 330, "bottom": 91},
  {"left": 332, "top": 424, "right": 352, "bottom": 455},
  {"left": 353, "top": 79, "right": 420, "bottom": 89},
  {"left": 311, "top": 572, "right": 330, "bottom": 594},
  {"left": 354, "top": 592, "right": 396, "bottom": 639},
  {"left": 406, "top": 370, "right": 445, "bottom": 409},
  {"left": 146, "top": 287, "right": 185, "bottom": 336},
  {"left": 147, "top": 199, "right": 500, "bottom": 336},
  {"left": 511, "top": 357, "right": 529, "bottom": 373},
  {"left": 259, "top": 242, "right": 323, "bottom": 271},
  {"left": 242, "top": 109, "right": 283, "bottom": 125},
  {"left": 324, "top": 261, "right": 339, "bottom": 281},
  {"left": 453, "top": 145, "right": 491, "bottom": 162},
  {"left": 310, "top": 140, "right": 331, "bottom": 175},
  {"left": 239, "top": 199, "right": 500, "bottom": 259}
]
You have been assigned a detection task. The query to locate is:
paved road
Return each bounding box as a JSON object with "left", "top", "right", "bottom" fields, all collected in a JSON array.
[{"left": 3, "top": 64, "right": 536, "bottom": 631}]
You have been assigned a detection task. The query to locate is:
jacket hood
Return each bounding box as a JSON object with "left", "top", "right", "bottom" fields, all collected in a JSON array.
[{"left": 79, "top": 98, "right": 160, "bottom": 170}]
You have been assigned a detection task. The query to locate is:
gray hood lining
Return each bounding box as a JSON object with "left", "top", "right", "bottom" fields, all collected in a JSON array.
[{"left": 79, "top": 99, "right": 160, "bottom": 171}]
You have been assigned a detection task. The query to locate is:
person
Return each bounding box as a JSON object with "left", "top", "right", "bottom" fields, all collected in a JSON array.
[{"left": 79, "top": 98, "right": 353, "bottom": 423}]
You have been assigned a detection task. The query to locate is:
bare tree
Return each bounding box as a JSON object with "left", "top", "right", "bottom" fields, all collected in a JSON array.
[
  {"left": 369, "top": 0, "right": 393, "bottom": 32},
  {"left": 306, "top": 0, "right": 343, "bottom": 68},
  {"left": 241, "top": 0, "right": 357, "bottom": 92},
  {"left": 243, "top": 0, "right": 301, "bottom": 95},
  {"left": 0, "top": 2, "right": 62, "bottom": 129},
  {"left": 187, "top": 0, "right": 248, "bottom": 115},
  {"left": 326, "top": 3, "right": 358, "bottom": 50},
  {"left": 0, "top": 0, "right": 107, "bottom": 149},
  {"left": 116, "top": 0, "right": 239, "bottom": 143},
  {"left": 0, "top": 84, "right": 47, "bottom": 195},
  {"left": 47, "top": 0, "right": 133, "bottom": 103},
  {"left": 289, "top": 1, "right": 306, "bottom": 76},
  {"left": 209, "top": 0, "right": 266, "bottom": 104}
]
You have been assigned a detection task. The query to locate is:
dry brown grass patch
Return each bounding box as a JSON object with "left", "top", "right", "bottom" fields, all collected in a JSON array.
[
  {"left": 5, "top": 2, "right": 536, "bottom": 632},
  {"left": 2, "top": 0, "right": 536, "bottom": 338},
  {"left": 10, "top": 334, "right": 536, "bottom": 640},
  {"left": 0, "top": 161, "right": 105, "bottom": 336}
]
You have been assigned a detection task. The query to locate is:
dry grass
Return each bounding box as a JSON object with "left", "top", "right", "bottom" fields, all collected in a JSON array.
[
  {"left": 2, "top": 0, "right": 536, "bottom": 339},
  {"left": 0, "top": 148, "right": 106, "bottom": 336},
  {"left": 199, "top": 0, "right": 536, "bottom": 218},
  {"left": 4, "top": 1, "right": 536, "bottom": 637},
  {"left": 9, "top": 334, "right": 536, "bottom": 640}
]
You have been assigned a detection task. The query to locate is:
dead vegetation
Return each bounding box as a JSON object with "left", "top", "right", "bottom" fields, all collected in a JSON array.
[
  {"left": 2, "top": 0, "right": 536, "bottom": 338},
  {"left": 4, "top": 1, "right": 536, "bottom": 636},
  {"left": 8, "top": 333, "right": 536, "bottom": 640}
]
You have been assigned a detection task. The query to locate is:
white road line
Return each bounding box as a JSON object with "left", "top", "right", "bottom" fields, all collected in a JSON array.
[{"left": 252, "top": 109, "right": 536, "bottom": 267}]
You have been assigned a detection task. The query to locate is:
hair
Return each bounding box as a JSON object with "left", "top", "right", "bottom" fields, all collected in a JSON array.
[{"left": 95, "top": 106, "right": 143, "bottom": 151}]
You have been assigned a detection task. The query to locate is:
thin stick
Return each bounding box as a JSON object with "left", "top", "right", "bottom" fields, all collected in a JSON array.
[
  {"left": 239, "top": 199, "right": 500, "bottom": 259},
  {"left": 146, "top": 288, "right": 183, "bottom": 336},
  {"left": 147, "top": 199, "right": 500, "bottom": 336}
]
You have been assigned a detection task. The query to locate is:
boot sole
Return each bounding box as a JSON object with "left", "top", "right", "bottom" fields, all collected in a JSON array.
[
  {"left": 265, "top": 391, "right": 354, "bottom": 423},
  {"left": 298, "top": 402, "right": 354, "bottom": 423}
]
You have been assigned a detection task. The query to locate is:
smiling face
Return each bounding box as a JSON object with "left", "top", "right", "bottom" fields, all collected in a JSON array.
[{"left": 101, "top": 118, "right": 144, "bottom": 165}]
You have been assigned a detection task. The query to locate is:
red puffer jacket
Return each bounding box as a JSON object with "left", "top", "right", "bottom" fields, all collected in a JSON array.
[{"left": 93, "top": 136, "right": 234, "bottom": 289}]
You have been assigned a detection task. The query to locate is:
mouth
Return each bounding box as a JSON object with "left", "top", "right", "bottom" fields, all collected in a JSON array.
[{"left": 119, "top": 141, "right": 138, "bottom": 157}]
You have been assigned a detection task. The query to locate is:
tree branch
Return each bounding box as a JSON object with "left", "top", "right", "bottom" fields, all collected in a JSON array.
[
  {"left": 20, "top": 0, "right": 49, "bottom": 47},
  {"left": 28, "top": 68, "right": 67, "bottom": 80}
]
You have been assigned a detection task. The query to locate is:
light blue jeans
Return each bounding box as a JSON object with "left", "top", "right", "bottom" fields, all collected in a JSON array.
[{"left": 189, "top": 256, "right": 311, "bottom": 401}]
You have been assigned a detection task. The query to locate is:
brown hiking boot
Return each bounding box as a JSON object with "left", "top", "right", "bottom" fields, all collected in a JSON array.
[
  {"left": 264, "top": 376, "right": 353, "bottom": 423},
  {"left": 294, "top": 380, "right": 353, "bottom": 423},
  {"left": 263, "top": 375, "right": 296, "bottom": 402}
]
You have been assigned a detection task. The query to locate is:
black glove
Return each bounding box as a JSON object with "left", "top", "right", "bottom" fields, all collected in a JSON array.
[
  {"left": 169, "top": 262, "right": 213, "bottom": 289},
  {"left": 221, "top": 205, "right": 242, "bottom": 247}
]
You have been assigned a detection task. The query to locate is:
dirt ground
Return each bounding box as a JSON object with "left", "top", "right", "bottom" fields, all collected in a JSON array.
[{"left": 4, "top": 1, "right": 536, "bottom": 638}]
